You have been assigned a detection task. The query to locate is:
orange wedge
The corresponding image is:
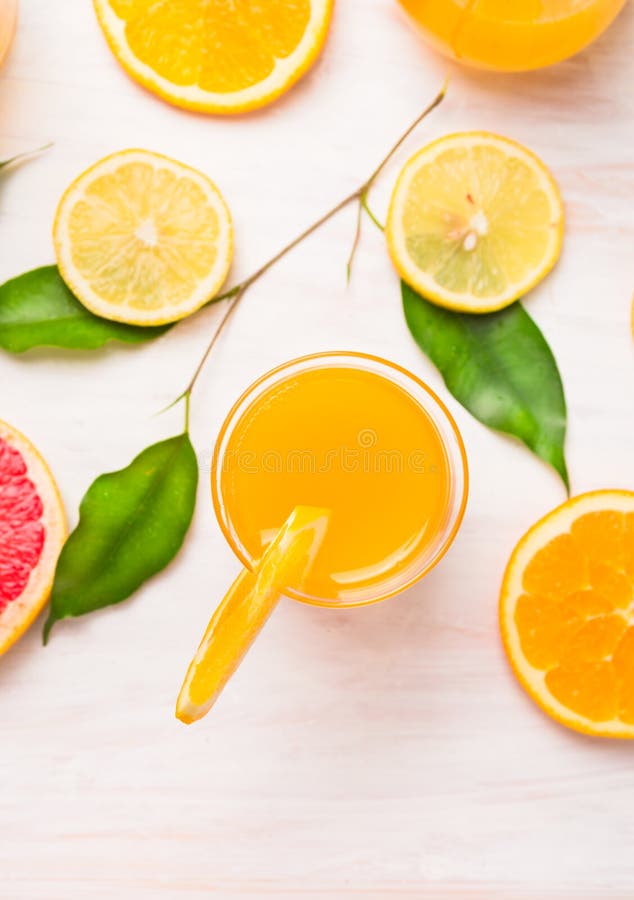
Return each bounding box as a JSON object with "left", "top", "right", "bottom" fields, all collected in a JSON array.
[
  {"left": 176, "top": 506, "right": 330, "bottom": 723},
  {"left": 500, "top": 490, "right": 634, "bottom": 738},
  {"left": 93, "top": 0, "right": 334, "bottom": 114}
]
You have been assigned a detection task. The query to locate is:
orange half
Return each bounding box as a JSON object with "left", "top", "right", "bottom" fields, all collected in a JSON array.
[
  {"left": 500, "top": 490, "right": 634, "bottom": 738},
  {"left": 93, "top": 0, "right": 334, "bottom": 114}
]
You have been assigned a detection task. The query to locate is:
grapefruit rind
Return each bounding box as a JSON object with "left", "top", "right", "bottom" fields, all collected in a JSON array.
[{"left": 0, "top": 420, "right": 67, "bottom": 655}]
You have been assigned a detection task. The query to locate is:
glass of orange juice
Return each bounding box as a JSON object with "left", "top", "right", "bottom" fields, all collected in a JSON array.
[
  {"left": 177, "top": 352, "right": 468, "bottom": 721},
  {"left": 0, "top": 0, "right": 17, "bottom": 68},
  {"left": 397, "top": 0, "right": 628, "bottom": 71},
  {"left": 213, "top": 352, "right": 468, "bottom": 607}
]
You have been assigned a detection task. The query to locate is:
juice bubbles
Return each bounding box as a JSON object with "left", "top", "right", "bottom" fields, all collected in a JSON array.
[
  {"left": 213, "top": 353, "right": 468, "bottom": 606},
  {"left": 397, "top": 0, "right": 628, "bottom": 71},
  {"left": 0, "top": 0, "right": 17, "bottom": 68}
]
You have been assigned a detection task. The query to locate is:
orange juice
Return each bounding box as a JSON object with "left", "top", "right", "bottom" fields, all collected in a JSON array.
[
  {"left": 397, "top": 0, "right": 628, "bottom": 71},
  {"left": 213, "top": 353, "right": 468, "bottom": 606},
  {"left": 0, "top": 0, "right": 17, "bottom": 68}
]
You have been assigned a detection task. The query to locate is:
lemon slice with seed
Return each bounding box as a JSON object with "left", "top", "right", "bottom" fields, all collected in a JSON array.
[
  {"left": 53, "top": 149, "right": 233, "bottom": 326},
  {"left": 386, "top": 132, "right": 564, "bottom": 313},
  {"left": 176, "top": 506, "right": 330, "bottom": 723}
]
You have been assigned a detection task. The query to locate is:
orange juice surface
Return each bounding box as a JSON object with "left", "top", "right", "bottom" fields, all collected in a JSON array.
[
  {"left": 398, "top": 0, "right": 627, "bottom": 71},
  {"left": 217, "top": 365, "right": 454, "bottom": 604}
]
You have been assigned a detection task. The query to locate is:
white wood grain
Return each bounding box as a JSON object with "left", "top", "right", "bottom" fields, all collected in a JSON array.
[{"left": 1, "top": 1, "right": 633, "bottom": 897}]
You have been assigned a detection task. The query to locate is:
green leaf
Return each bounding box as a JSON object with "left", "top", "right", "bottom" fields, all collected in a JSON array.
[
  {"left": 43, "top": 433, "right": 198, "bottom": 643},
  {"left": 402, "top": 281, "right": 569, "bottom": 490},
  {"left": 0, "top": 266, "right": 171, "bottom": 352}
]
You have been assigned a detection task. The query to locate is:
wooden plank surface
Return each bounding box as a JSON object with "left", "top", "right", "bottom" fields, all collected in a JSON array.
[{"left": 1, "top": 1, "right": 633, "bottom": 897}]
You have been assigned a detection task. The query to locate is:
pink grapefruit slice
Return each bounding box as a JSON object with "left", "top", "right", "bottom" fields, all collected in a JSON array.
[{"left": 0, "top": 420, "right": 67, "bottom": 655}]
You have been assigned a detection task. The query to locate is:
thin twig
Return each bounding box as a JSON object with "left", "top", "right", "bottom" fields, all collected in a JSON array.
[
  {"left": 0, "top": 142, "right": 53, "bottom": 171},
  {"left": 345, "top": 80, "right": 447, "bottom": 278},
  {"left": 345, "top": 200, "right": 364, "bottom": 283},
  {"left": 347, "top": 189, "right": 384, "bottom": 278},
  {"left": 183, "top": 390, "right": 191, "bottom": 433},
  {"left": 360, "top": 76, "right": 448, "bottom": 193},
  {"left": 361, "top": 193, "right": 384, "bottom": 232},
  {"left": 183, "top": 286, "right": 246, "bottom": 398},
  {"left": 178, "top": 82, "right": 447, "bottom": 407},
  {"left": 214, "top": 189, "right": 360, "bottom": 304}
]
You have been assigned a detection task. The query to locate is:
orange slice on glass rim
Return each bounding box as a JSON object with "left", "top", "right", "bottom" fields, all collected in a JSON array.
[
  {"left": 500, "top": 490, "right": 634, "bottom": 738},
  {"left": 177, "top": 505, "right": 330, "bottom": 723},
  {"left": 0, "top": 420, "right": 67, "bottom": 655},
  {"left": 93, "top": 0, "right": 334, "bottom": 114}
]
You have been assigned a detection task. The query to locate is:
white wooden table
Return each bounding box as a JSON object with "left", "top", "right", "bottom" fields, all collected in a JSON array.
[{"left": 1, "top": 1, "right": 633, "bottom": 897}]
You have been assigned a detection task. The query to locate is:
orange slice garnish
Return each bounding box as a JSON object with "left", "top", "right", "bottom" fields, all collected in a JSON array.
[{"left": 176, "top": 506, "right": 330, "bottom": 723}]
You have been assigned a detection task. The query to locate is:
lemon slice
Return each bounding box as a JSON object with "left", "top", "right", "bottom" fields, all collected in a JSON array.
[
  {"left": 93, "top": 0, "right": 334, "bottom": 115},
  {"left": 176, "top": 506, "right": 330, "bottom": 723},
  {"left": 500, "top": 490, "right": 634, "bottom": 739},
  {"left": 386, "top": 132, "right": 564, "bottom": 313},
  {"left": 53, "top": 149, "right": 233, "bottom": 326}
]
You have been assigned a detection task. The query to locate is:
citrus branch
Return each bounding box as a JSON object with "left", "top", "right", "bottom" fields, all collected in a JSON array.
[
  {"left": 361, "top": 193, "right": 384, "bottom": 232},
  {"left": 182, "top": 283, "right": 247, "bottom": 397},
  {"left": 178, "top": 80, "right": 448, "bottom": 421},
  {"left": 345, "top": 199, "right": 364, "bottom": 283},
  {"left": 0, "top": 142, "right": 53, "bottom": 172}
]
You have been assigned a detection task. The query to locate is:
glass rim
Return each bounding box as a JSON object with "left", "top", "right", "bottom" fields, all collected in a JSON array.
[{"left": 211, "top": 351, "right": 469, "bottom": 608}]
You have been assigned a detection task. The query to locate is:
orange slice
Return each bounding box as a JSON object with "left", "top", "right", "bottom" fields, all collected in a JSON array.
[
  {"left": 53, "top": 150, "right": 233, "bottom": 326},
  {"left": 93, "top": 0, "right": 334, "bottom": 114},
  {"left": 176, "top": 506, "right": 330, "bottom": 723},
  {"left": 0, "top": 420, "right": 67, "bottom": 655},
  {"left": 500, "top": 490, "right": 634, "bottom": 738}
]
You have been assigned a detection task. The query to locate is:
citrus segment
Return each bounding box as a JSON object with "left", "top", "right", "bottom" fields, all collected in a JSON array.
[
  {"left": 522, "top": 533, "right": 587, "bottom": 600},
  {"left": 176, "top": 506, "right": 330, "bottom": 723},
  {"left": 627, "top": 514, "right": 634, "bottom": 577},
  {"left": 514, "top": 593, "right": 579, "bottom": 670},
  {"left": 93, "top": 0, "right": 334, "bottom": 114},
  {"left": 545, "top": 661, "right": 617, "bottom": 722},
  {"left": 386, "top": 132, "right": 563, "bottom": 313},
  {"left": 614, "top": 629, "right": 634, "bottom": 723},
  {"left": 589, "top": 561, "right": 631, "bottom": 610},
  {"left": 571, "top": 510, "right": 625, "bottom": 569},
  {"left": 0, "top": 420, "right": 67, "bottom": 655},
  {"left": 560, "top": 614, "right": 627, "bottom": 665},
  {"left": 0, "top": 440, "right": 45, "bottom": 607},
  {"left": 500, "top": 490, "right": 634, "bottom": 738},
  {"left": 53, "top": 150, "right": 233, "bottom": 326}
]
